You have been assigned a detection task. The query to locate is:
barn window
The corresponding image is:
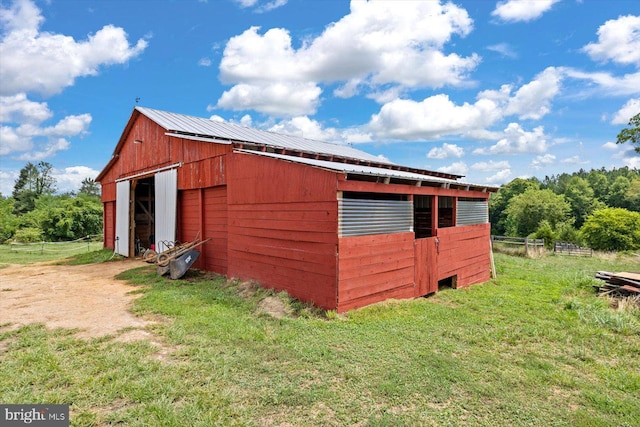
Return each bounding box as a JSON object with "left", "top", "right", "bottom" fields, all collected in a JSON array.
[
  {"left": 438, "top": 196, "right": 455, "bottom": 228},
  {"left": 339, "top": 192, "right": 413, "bottom": 237},
  {"left": 414, "top": 195, "right": 434, "bottom": 238},
  {"left": 456, "top": 198, "right": 489, "bottom": 226}
]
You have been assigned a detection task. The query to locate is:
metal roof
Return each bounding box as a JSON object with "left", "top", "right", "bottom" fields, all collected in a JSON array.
[
  {"left": 234, "top": 149, "right": 497, "bottom": 192},
  {"left": 136, "top": 106, "right": 388, "bottom": 165}
]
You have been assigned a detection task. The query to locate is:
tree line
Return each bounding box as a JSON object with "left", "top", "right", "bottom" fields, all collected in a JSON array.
[
  {"left": 490, "top": 166, "right": 640, "bottom": 251},
  {"left": 0, "top": 161, "right": 103, "bottom": 243}
]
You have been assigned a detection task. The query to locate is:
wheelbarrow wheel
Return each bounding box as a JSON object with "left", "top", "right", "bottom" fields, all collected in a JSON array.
[
  {"left": 143, "top": 249, "right": 157, "bottom": 263},
  {"left": 157, "top": 252, "right": 172, "bottom": 267}
]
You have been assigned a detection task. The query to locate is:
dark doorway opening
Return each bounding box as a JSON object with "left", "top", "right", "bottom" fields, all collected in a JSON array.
[
  {"left": 133, "top": 177, "right": 155, "bottom": 256},
  {"left": 438, "top": 275, "right": 457, "bottom": 291}
]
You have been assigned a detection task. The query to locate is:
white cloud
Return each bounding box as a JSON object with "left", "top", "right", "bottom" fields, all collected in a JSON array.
[
  {"left": 473, "top": 123, "right": 548, "bottom": 155},
  {"left": 437, "top": 161, "right": 468, "bottom": 176},
  {"left": 602, "top": 141, "right": 618, "bottom": 150},
  {"left": 486, "top": 43, "right": 517, "bottom": 59},
  {"left": 485, "top": 169, "right": 512, "bottom": 184},
  {"left": 198, "top": 57, "right": 212, "bottom": 67},
  {"left": 0, "top": 95, "right": 91, "bottom": 159},
  {"left": 561, "top": 155, "right": 589, "bottom": 165},
  {"left": 504, "top": 67, "right": 562, "bottom": 119},
  {"left": 470, "top": 160, "right": 511, "bottom": 171},
  {"left": 17, "top": 138, "right": 70, "bottom": 161},
  {"left": 0, "top": 0, "right": 147, "bottom": 96},
  {"left": 268, "top": 116, "right": 340, "bottom": 142},
  {"left": 0, "top": 93, "right": 51, "bottom": 124},
  {"left": 611, "top": 98, "right": 640, "bottom": 124},
  {"left": 427, "top": 143, "right": 464, "bottom": 159},
  {"left": 492, "top": 0, "right": 560, "bottom": 23},
  {"left": 367, "top": 94, "right": 501, "bottom": 140},
  {"left": 217, "top": 1, "right": 478, "bottom": 115},
  {"left": 217, "top": 82, "right": 322, "bottom": 116},
  {"left": 582, "top": 15, "right": 640, "bottom": 67},
  {"left": 0, "top": 169, "right": 18, "bottom": 196},
  {"left": 52, "top": 166, "right": 101, "bottom": 194},
  {"left": 622, "top": 156, "right": 640, "bottom": 169},
  {"left": 564, "top": 69, "right": 640, "bottom": 96},
  {"left": 530, "top": 154, "right": 556, "bottom": 169}
]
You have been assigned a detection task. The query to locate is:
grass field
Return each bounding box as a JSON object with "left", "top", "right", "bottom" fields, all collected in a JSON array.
[
  {"left": 0, "top": 240, "right": 106, "bottom": 265},
  {"left": 1, "top": 252, "right": 639, "bottom": 426}
]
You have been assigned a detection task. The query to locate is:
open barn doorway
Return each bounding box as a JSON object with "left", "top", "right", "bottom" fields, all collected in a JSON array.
[
  {"left": 132, "top": 177, "right": 155, "bottom": 256},
  {"left": 114, "top": 168, "right": 177, "bottom": 257}
]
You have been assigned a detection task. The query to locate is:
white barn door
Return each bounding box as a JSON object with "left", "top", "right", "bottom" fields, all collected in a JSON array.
[
  {"left": 154, "top": 169, "right": 178, "bottom": 253},
  {"left": 115, "top": 180, "right": 130, "bottom": 257}
]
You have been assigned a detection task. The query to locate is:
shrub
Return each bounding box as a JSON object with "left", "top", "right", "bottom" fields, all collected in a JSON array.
[
  {"left": 13, "top": 227, "right": 43, "bottom": 243},
  {"left": 580, "top": 208, "right": 640, "bottom": 251}
]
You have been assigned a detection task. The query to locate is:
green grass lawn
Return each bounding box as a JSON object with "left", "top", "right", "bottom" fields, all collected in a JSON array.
[
  {"left": 0, "top": 240, "right": 106, "bottom": 266},
  {"left": 1, "top": 252, "right": 639, "bottom": 426}
]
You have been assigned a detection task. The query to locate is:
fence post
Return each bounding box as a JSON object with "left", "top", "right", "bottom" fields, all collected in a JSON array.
[{"left": 525, "top": 238, "right": 529, "bottom": 256}]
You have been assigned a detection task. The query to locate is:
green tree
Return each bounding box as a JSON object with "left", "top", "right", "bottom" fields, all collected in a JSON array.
[
  {"left": 624, "top": 178, "right": 640, "bottom": 212},
  {"left": 11, "top": 161, "right": 57, "bottom": 214},
  {"left": 564, "top": 176, "right": 605, "bottom": 228},
  {"left": 79, "top": 177, "right": 101, "bottom": 197},
  {"left": 580, "top": 208, "right": 640, "bottom": 251},
  {"left": 38, "top": 195, "right": 103, "bottom": 241},
  {"left": 504, "top": 188, "right": 572, "bottom": 237},
  {"left": 532, "top": 220, "right": 556, "bottom": 249},
  {"left": 616, "top": 112, "right": 640, "bottom": 153},
  {"left": 607, "top": 176, "right": 631, "bottom": 208},
  {"left": 0, "top": 196, "right": 18, "bottom": 242},
  {"left": 586, "top": 170, "right": 609, "bottom": 202},
  {"left": 490, "top": 178, "right": 540, "bottom": 235}
]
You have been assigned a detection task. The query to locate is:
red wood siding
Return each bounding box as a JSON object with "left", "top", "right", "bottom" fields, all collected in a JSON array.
[
  {"left": 227, "top": 153, "right": 339, "bottom": 310},
  {"left": 338, "top": 178, "right": 491, "bottom": 200},
  {"left": 179, "top": 156, "right": 226, "bottom": 190},
  {"left": 337, "top": 232, "right": 415, "bottom": 312},
  {"left": 435, "top": 224, "right": 491, "bottom": 287},
  {"left": 415, "top": 237, "right": 437, "bottom": 296},
  {"left": 178, "top": 189, "right": 202, "bottom": 268},
  {"left": 203, "top": 186, "right": 228, "bottom": 274},
  {"left": 104, "top": 201, "right": 115, "bottom": 250}
]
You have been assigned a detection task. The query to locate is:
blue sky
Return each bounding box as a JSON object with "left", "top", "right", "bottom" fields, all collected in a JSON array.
[{"left": 1, "top": 0, "right": 639, "bottom": 195}]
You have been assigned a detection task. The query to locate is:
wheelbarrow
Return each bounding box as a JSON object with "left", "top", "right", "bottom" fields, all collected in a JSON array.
[{"left": 156, "top": 238, "right": 211, "bottom": 277}]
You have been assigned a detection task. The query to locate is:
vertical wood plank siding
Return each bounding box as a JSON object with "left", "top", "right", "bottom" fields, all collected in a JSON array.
[
  {"left": 435, "top": 224, "right": 491, "bottom": 287},
  {"left": 178, "top": 189, "right": 202, "bottom": 267},
  {"left": 227, "top": 153, "right": 339, "bottom": 310},
  {"left": 103, "top": 202, "right": 115, "bottom": 250},
  {"left": 203, "top": 186, "right": 228, "bottom": 274},
  {"left": 337, "top": 232, "right": 415, "bottom": 312}
]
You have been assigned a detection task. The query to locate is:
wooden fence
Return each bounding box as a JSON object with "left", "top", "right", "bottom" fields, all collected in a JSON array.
[
  {"left": 554, "top": 241, "right": 593, "bottom": 257},
  {"left": 491, "top": 235, "right": 545, "bottom": 257}
]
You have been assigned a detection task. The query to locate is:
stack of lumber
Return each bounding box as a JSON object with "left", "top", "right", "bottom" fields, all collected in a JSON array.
[{"left": 594, "top": 271, "right": 640, "bottom": 296}]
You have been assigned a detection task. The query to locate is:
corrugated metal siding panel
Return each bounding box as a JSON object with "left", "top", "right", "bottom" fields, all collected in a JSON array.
[
  {"left": 154, "top": 169, "right": 178, "bottom": 253},
  {"left": 339, "top": 199, "right": 413, "bottom": 237},
  {"left": 137, "top": 107, "right": 386, "bottom": 164},
  {"left": 456, "top": 199, "right": 488, "bottom": 226}
]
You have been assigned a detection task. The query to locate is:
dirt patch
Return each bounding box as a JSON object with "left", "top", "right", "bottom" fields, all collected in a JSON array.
[
  {"left": 0, "top": 260, "right": 153, "bottom": 339},
  {"left": 256, "top": 296, "right": 291, "bottom": 319}
]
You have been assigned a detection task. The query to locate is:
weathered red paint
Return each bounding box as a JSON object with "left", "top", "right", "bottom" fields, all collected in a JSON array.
[{"left": 97, "top": 108, "right": 495, "bottom": 312}]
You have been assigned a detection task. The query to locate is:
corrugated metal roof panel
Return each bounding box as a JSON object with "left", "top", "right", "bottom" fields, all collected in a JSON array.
[
  {"left": 235, "top": 149, "right": 495, "bottom": 191},
  {"left": 137, "top": 106, "right": 387, "bottom": 164}
]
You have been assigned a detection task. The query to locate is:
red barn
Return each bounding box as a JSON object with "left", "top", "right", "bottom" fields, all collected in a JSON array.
[{"left": 96, "top": 107, "right": 498, "bottom": 312}]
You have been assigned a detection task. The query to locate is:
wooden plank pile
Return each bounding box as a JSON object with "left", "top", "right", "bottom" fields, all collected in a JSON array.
[{"left": 594, "top": 271, "right": 640, "bottom": 296}]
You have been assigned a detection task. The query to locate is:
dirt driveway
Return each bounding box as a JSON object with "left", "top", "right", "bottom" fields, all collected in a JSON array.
[{"left": 0, "top": 260, "right": 152, "bottom": 339}]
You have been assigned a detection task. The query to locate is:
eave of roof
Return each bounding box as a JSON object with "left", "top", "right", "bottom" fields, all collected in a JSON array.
[{"left": 234, "top": 149, "right": 498, "bottom": 193}]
